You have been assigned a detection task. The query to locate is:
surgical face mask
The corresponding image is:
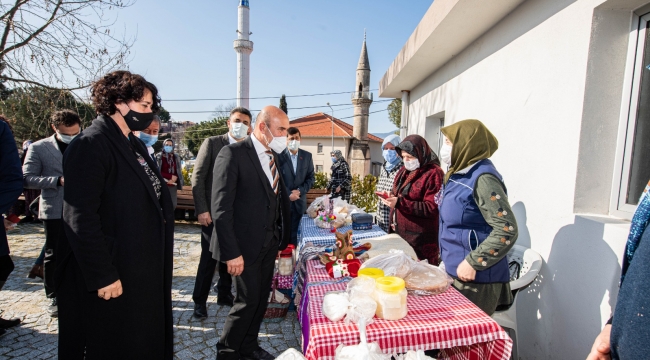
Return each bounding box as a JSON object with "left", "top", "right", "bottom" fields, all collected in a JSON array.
[
  {"left": 263, "top": 122, "right": 287, "bottom": 153},
  {"left": 120, "top": 106, "right": 155, "bottom": 131},
  {"left": 331, "top": 157, "right": 338, "bottom": 163},
  {"left": 382, "top": 149, "right": 398, "bottom": 164},
  {"left": 440, "top": 143, "right": 452, "bottom": 165},
  {"left": 404, "top": 158, "right": 420, "bottom": 171},
  {"left": 288, "top": 140, "right": 300, "bottom": 151},
  {"left": 138, "top": 132, "right": 158, "bottom": 147},
  {"left": 230, "top": 122, "right": 248, "bottom": 139},
  {"left": 57, "top": 131, "right": 79, "bottom": 144},
  {"left": 163, "top": 145, "right": 173, "bottom": 153}
]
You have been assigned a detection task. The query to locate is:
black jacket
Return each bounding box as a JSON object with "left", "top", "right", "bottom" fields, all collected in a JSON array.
[
  {"left": 191, "top": 133, "right": 230, "bottom": 215},
  {"left": 209, "top": 136, "right": 291, "bottom": 263},
  {"left": 58, "top": 115, "right": 175, "bottom": 359},
  {"left": 278, "top": 148, "right": 315, "bottom": 215},
  {"left": 0, "top": 121, "right": 23, "bottom": 257}
]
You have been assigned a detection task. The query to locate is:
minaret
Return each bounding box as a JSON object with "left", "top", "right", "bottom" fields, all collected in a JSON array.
[
  {"left": 349, "top": 31, "right": 373, "bottom": 177},
  {"left": 233, "top": 0, "right": 253, "bottom": 109},
  {"left": 352, "top": 31, "right": 372, "bottom": 140}
]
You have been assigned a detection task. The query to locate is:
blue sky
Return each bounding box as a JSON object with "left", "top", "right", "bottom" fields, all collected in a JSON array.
[{"left": 114, "top": 0, "right": 431, "bottom": 134}]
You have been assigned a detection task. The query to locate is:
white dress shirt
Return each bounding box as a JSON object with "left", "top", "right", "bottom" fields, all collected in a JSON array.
[
  {"left": 227, "top": 132, "right": 238, "bottom": 145},
  {"left": 251, "top": 133, "right": 274, "bottom": 186}
]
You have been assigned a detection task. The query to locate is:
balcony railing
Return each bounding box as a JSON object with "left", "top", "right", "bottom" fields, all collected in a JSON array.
[{"left": 351, "top": 91, "right": 373, "bottom": 101}]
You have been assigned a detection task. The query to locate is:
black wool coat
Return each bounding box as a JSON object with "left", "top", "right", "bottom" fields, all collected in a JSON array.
[{"left": 57, "top": 115, "right": 175, "bottom": 359}]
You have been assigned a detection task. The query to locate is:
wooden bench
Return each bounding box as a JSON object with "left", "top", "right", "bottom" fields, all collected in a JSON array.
[
  {"left": 306, "top": 189, "right": 328, "bottom": 210},
  {"left": 176, "top": 186, "right": 195, "bottom": 211}
]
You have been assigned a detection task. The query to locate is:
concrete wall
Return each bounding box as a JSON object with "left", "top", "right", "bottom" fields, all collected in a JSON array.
[{"left": 399, "top": 0, "right": 650, "bottom": 358}]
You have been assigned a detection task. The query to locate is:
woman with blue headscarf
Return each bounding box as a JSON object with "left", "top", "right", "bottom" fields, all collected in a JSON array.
[{"left": 376, "top": 134, "right": 402, "bottom": 232}]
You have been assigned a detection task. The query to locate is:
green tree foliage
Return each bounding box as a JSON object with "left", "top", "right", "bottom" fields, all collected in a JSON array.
[
  {"left": 158, "top": 106, "right": 171, "bottom": 122},
  {"left": 388, "top": 98, "right": 402, "bottom": 130},
  {"left": 350, "top": 174, "right": 378, "bottom": 212},
  {"left": 0, "top": 87, "right": 95, "bottom": 146},
  {"left": 182, "top": 117, "right": 228, "bottom": 156},
  {"left": 279, "top": 94, "right": 288, "bottom": 115},
  {"left": 313, "top": 172, "right": 329, "bottom": 189}
]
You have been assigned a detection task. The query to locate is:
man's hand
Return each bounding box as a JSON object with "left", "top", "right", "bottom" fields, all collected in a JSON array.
[
  {"left": 587, "top": 324, "right": 612, "bottom": 360},
  {"left": 290, "top": 189, "right": 300, "bottom": 201},
  {"left": 59, "top": 176, "right": 64, "bottom": 186},
  {"left": 382, "top": 196, "right": 398, "bottom": 209},
  {"left": 227, "top": 256, "right": 245, "bottom": 276},
  {"left": 97, "top": 279, "right": 123, "bottom": 300},
  {"left": 197, "top": 212, "right": 212, "bottom": 227},
  {"left": 456, "top": 259, "right": 477, "bottom": 282}
]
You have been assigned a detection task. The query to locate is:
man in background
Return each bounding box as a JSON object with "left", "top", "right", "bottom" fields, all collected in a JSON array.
[
  {"left": 278, "top": 127, "right": 314, "bottom": 246},
  {"left": 191, "top": 107, "right": 252, "bottom": 318},
  {"left": 23, "top": 110, "right": 81, "bottom": 317}
]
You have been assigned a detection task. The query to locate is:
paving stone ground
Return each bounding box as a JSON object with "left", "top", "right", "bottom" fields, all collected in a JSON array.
[{"left": 0, "top": 221, "right": 301, "bottom": 359}]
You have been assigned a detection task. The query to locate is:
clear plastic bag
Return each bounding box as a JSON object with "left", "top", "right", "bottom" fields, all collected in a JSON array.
[
  {"left": 307, "top": 195, "right": 330, "bottom": 218},
  {"left": 404, "top": 261, "right": 453, "bottom": 296},
  {"left": 322, "top": 291, "right": 351, "bottom": 322},
  {"left": 394, "top": 350, "right": 436, "bottom": 360},
  {"left": 314, "top": 212, "right": 346, "bottom": 229},
  {"left": 346, "top": 276, "right": 376, "bottom": 299},
  {"left": 335, "top": 318, "right": 391, "bottom": 360},
  {"left": 345, "top": 295, "right": 377, "bottom": 325},
  {"left": 359, "top": 250, "right": 417, "bottom": 279},
  {"left": 275, "top": 348, "right": 308, "bottom": 360}
]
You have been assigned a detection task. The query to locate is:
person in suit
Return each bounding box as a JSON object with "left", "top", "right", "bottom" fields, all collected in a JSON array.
[
  {"left": 191, "top": 107, "right": 252, "bottom": 318},
  {"left": 278, "top": 127, "right": 315, "bottom": 246},
  {"left": 57, "top": 70, "right": 175, "bottom": 359},
  {"left": 23, "top": 110, "right": 81, "bottom": 317},
  {"left": 0, "top": 117, "right": 24, "bottom": 336},
  {"left": 210, "top": 106, "right": 291, "bottom": 360}
]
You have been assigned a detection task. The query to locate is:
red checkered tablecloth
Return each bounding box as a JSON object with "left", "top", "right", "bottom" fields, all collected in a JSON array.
[{"left": 302, "top": 260, "right": 512, "bottom": 360}]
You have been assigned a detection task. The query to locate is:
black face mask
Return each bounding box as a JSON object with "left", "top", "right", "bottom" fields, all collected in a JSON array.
[{"left": 120, "top": 107, "right": 154, "bottom": 131}]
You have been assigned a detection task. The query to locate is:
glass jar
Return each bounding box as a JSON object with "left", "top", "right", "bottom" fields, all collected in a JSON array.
[{"left": 374, "top": 276, "right": 408, "bottom": 321}]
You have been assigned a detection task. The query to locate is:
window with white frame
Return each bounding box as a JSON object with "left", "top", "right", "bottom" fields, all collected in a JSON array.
[
  {"left": 616, "top": 12, "right": 650, "bottom": 214},
  {"left": 316, "top": 165, "right": 323, "bottom": 173},
  {"left": 317, "top": 143, "right": 323, "bottom": 153}
]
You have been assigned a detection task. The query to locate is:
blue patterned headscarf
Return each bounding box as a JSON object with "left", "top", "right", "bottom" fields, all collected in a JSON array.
[{"left": 621, "top": 180, "right": 650, "bottom": 284}]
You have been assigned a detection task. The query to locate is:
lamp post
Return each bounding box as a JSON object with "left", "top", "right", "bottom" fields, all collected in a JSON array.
[{"left": 327, "top": 102, "right": 334, "bottom": 152}]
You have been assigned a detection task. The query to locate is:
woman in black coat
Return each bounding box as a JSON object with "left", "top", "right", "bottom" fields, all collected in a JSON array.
[{"left": 57, "top": 71, "right": 175, "bottom": 359}]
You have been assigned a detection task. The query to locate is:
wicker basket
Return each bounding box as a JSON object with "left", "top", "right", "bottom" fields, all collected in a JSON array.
[{"left": 263, "top": 277, "right": 290, "bottom": 322}]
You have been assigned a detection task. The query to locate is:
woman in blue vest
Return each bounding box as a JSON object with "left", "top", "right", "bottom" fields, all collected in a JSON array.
[{"left": 438, "top": 119, "right": 518, "bottom": 315}]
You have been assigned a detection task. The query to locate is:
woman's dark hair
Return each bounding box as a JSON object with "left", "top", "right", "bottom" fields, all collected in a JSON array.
[
  {"left": 0, "top": 114, "right": 12, "bottom": 132},
  {"left": 51, "top": 110, "right": 81, "bottom": 128},
  {"left": 91, "top": 70, "right": 161, "bottom": 115}
]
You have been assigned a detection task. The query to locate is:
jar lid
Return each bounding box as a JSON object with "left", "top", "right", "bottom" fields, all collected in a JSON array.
[
  {"left": 358, "top": 268, "right": 385, "bottom": 279},
  {"left": 375, "top": 276, "right": 405, "bottom": 292}
]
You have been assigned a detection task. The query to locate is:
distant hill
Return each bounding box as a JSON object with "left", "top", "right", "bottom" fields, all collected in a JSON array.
[{"left": 370, "top": 130, "right": 399, "bottom": 140}]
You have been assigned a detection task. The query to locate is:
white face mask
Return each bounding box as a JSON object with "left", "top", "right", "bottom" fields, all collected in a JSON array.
[
  {"left": 440, "top": 143, "right": 452, "bottom": 165},
  {"left": 57, "top": 131, "right": 79, "bottom": 144},
  {"left": 230, "top": 122, "right": 248, "bottom": 139},
  {"left": 264, "top": 123, "right": 287, "bottom": 153},
  {"left": 288, "top": 140, "right": 300, "bottom": 151},
  {"left": 403, "top": 158, "right": 420, "bottom": 171}
]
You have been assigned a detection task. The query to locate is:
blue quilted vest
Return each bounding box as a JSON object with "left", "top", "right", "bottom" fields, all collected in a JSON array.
[{"left": 438, "top": 159, "right": 510, "bottom": 283}]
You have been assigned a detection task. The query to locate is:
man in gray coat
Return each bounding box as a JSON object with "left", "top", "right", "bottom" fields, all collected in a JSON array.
[
  {"left": 191, "top": 107, "right": 252, "bottom": 318},
  {"left": 23, "top": 110, "right": 81, "bottom": 317}
]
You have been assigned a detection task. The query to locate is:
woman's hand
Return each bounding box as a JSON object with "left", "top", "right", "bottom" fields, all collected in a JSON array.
[
  {"left": 98, "top": 279, "right": 123, "bottom": 300},
  {"left": 382, "top": 196, "right": 398, "bottom": 209},
  {"left": 456, "top": 260, "right": 476, "bottom": 282},
  {"left": 586, "top": 324, "right": 612, "bottom": 360},
  {"left": 170, "top": 175, "right": 178, "bottom": 183},
  {"left": 335, "top": 186, "right": 341, "bottom": 193}
]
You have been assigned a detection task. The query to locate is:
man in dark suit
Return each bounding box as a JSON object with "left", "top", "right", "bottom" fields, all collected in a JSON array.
[
  {"left": 278, "top": 127, "right": 315, "bottom": 246},
  {"left": 191, "top": 107, "right": 252, "bottom": 318},
  {"left": 210, "top": 106, "right": 291, "bottom": 360}
]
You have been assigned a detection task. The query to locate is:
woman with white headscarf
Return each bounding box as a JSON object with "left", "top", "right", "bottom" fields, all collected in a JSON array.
[{"left": 375, "top": 134, "right": 402, "bottom": 232}]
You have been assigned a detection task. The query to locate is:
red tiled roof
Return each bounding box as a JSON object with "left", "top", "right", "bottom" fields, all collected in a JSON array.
[{"left": 290, "top": 113, "right": 383, "bottom": 142}]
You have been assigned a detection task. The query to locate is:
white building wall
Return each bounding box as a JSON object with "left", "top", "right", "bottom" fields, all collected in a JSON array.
[{"left": 400, "top": 0, "right": 647, "bottom": 358}]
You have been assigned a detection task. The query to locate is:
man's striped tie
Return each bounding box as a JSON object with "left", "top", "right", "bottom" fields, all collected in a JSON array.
[{"left": 265, "top": 150, "right": 279, "bottom": 195}]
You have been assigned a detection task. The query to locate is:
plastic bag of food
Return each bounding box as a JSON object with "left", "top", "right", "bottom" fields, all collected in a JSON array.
[
  {"left": 346, "top": 276, "right": 376, "bottom": 299},
  {"left": 359, "top": 250, "right": 417, "bottom": 279},
  {"left": 275, "top": 348, "right": 308, "bottom": 360},
  {"left": 314, "top": 212, "right": 345, "bottom": 229},
  {"left": 404, "top": 261, "right": 453, "bottom": 296},
  {"left": 307, "top": 195, "right": 330, "bottom": 218},
  {"left": 345, "top": 295, "right": 377, "bottom": 325},
  {"left": 322, "top": 291, "right": 351, "bottom": 322},
  {"left": 335, "top": 318, "right": 391, "bottom": 360}
]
